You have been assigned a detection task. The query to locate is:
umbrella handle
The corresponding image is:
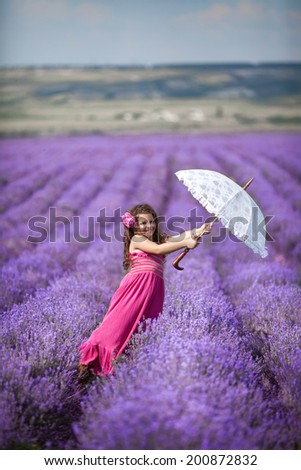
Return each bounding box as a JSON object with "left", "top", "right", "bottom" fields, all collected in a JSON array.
[
  {"left": 172, "top": 247, "right": 190, "bottom": 271},
  {"left": 172, "top": 176, "right": 255, "bottom": 270}
]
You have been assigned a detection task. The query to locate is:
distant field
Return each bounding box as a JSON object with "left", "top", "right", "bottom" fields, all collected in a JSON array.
[{"left": 0, "top": 65, "right": 301, "bottom": 136}]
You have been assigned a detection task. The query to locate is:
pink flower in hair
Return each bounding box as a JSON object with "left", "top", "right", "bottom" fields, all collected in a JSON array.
[{"left": 121, "top": 211, "right": 136, "bottom": 228}]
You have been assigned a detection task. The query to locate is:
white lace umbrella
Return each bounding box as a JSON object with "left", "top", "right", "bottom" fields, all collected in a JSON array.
[{"left": 174, "top": 169, "right": 268, "bottom": 269}]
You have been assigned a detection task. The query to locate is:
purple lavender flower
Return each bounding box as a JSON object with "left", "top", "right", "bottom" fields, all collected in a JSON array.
[{"left": 0, "top": 132, "right": 300, "bottom": 450}]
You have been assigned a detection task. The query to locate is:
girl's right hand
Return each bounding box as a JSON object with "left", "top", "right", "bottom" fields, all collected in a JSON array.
[{"left": 186, "top": 237, "right": 199, "bottom": 250}]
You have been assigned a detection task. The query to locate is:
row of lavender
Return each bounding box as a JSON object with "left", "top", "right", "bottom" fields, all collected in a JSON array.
[
  {"left": 0, "top": 132, "right": 300, "bottom": 449},
  {"left": 70, "top": 134, "right": 301, "bottom": 450},
  {"left": 0, "top": 135, "right": 172, "bottom": 448},
  {"left": 72, "top": 250, "right": 299, "bottom": 449},
  {"left": 0, "top": 137, "right": 170, "bottom": 312}
]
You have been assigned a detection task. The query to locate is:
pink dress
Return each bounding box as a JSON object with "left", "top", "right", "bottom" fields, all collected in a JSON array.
[{"left": 78, "top": 251, "right": 165, "bottom": 376}]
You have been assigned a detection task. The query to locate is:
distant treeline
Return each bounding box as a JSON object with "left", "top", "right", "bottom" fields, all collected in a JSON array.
[{"left": 1, "top": 63, "right": 301, "bottom": 100}]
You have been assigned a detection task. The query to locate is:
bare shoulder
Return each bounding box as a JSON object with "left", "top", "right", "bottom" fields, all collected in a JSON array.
[
  {"left": 129, "top": 235, "right": 148, "bottom": 253},
  {"left": 131, "top": 234, "right": 149, "bottom": 246},
  {"left": 132, "top": 234, "right": 148, "bottom": 242},
  {"left": 130, "top": 234, "right": 160, "bottom": 255}
]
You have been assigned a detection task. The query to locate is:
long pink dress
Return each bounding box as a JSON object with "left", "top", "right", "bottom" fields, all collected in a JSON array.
[{"left": 78, "top": 251, "right": 165, "bottom": 376}]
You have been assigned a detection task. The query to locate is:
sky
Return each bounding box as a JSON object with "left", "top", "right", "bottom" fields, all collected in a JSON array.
[{"left": 0, "top": 0, "right": 301, "bottom": 66}]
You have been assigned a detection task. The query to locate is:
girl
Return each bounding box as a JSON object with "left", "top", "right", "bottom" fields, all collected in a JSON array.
[{"left": 78, "top": 203, "right": 212, "bottom": 378}]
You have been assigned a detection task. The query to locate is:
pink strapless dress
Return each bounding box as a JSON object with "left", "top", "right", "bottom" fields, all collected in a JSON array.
[{"left": 78, "top": 251, "right": 165, "bottom": 376}]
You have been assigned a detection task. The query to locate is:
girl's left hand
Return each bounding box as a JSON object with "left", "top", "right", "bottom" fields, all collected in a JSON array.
[
  {"left": 194, "top": 222, "right": 213, "bottom": 238},
  {"left": 201, "top": 222, "right": 213, "bottom": 235}
]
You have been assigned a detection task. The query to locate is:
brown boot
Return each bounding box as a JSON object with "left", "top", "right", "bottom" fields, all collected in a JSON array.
[
  {"left": 78, "top": 363, "right": 92, "bottom": 383},
  {"left": 78, "top": 363, "right": 89, "bottom": 374}
]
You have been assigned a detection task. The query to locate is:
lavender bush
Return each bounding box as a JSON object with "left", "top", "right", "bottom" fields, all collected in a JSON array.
[
  {"left": 0, "top": 132, "right": 300, "bottom": 449},
  {"left": 71, "top": 249, "right": 300, "bottom": 450}
]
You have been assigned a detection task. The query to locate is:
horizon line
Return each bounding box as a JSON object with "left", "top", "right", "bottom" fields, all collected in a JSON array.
[{"left": 1, "top": 60, "right": 301, "bottom": 70}]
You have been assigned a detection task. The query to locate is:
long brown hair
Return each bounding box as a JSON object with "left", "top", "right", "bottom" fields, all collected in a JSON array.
[{"left": 122, "top": 203, "right": 167, "bottom": 272}]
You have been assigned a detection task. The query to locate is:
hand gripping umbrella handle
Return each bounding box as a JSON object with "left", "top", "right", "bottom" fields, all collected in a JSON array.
[{"left": 172, "top": 176, "right": 255, "bottom": 270}]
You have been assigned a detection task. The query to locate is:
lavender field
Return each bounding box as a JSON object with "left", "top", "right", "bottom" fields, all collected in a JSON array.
[{"left": 0, "top": 132, "right": 301, "bottom": 450}]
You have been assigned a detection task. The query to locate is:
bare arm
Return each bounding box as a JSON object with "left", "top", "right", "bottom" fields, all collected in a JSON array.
[
  {"left": 131, "top": 233, "right": 198, "bottom": 255},
  {"left": 166, "top": 222, "right": 213, "bottom": 242},
  {"left": 166, "top": 229, "right": 192, "bottom": 243}
]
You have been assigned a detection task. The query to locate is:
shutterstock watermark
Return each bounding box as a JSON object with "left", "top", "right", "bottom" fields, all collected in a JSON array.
[{"left": 27, "top": 207, "right": 274, "bottom": 244}]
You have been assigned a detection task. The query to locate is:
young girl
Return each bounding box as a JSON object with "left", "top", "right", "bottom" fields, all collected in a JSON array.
[{"left": 78, "top": 203, "right": 212, "bottom": 378}]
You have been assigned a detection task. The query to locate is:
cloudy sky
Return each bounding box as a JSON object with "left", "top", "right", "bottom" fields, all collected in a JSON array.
[{"left": 0, "top": 0, "right": 300, "bottom": 66}]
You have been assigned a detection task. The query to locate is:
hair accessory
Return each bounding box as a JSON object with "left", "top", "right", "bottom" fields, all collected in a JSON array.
[{"left": 121, "top": 211, "right": 136, "bottom": 228}]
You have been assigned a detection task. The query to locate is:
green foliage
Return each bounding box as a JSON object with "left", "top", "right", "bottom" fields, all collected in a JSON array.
[
  {"left": 233, "top": 113, "right": 258, "bottom": 125},
  {"left": 267, "top": 115, "right": 301, "bottom": 125}
]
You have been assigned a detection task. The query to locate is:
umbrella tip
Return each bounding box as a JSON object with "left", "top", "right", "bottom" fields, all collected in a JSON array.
[{"left": 243, "top": 177, "right": 255, "bottom": 190}]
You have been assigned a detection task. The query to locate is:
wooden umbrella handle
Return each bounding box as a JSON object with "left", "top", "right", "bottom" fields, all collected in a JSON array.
[
  {"left": 172, "top": 247, "right": 190, "bottom": 271},
  {"left": 172, "top": 176, "right": 255, "bottom": 270}
]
